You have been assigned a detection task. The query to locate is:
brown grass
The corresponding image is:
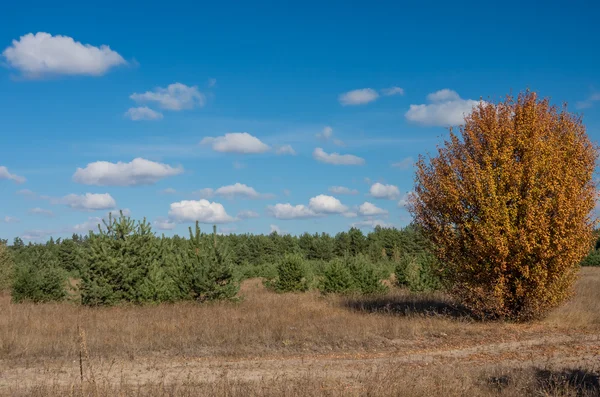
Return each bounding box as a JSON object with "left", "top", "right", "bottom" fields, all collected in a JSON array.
[{"left": 0, "top": 268, "right": 599, "bottom": 396}]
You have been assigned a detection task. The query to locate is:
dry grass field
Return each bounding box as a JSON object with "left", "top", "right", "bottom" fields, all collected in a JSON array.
[{"left": 0, "top": 268, "right": 599, "bottom": 396}]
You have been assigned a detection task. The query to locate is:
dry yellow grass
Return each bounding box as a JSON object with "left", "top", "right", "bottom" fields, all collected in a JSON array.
[{"left": 0, "top": 268, "right": 598, "bottom": 396}]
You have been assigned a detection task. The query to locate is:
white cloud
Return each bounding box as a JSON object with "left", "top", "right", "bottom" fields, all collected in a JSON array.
[
  {"left": 270, "top": 224, "right": 282, "bottom": 234},
  {"left": 329, "top": 186, "right": 359, "bottom": 195},
  {"left": 352, "top": 219, "right": 393, "bottom": 229},
  {"left": 381, "top": 86, "right": 405, "bottom": 96},
  {"left": 342, "top": 212, "right": 358, "bottom": 218},
  {"left": 267, "top": 203, "right": 318, "bottom": 219},
  {"left": 308, "top": 194, "right": 348, "bottom": 214},
  {"left": 130, "top": 83, "right": 205, "bottom": 111},
  {"left": 196, "top": 183, "right": 272, "bottom": 199},
  {"left": 275, "top": 144, "right": 296, "bottom": 155},
  {"left": 313, "top": 148, "right": 365, "bottom": 166},
  {"left": 58, "top": 193, "right": 117, "bottom": 211},
  {"left": 154, "top": 218, "right": 176, "bottom": 230},
  {"left": 161, "top": 188, "right": 177, "bottom": 194},
  {"left": 73, "top": 158, "right": 183, "bottom": 186},
  {"left": 427, "top": 89, "right": 460, "bottom": 102},
  {"left": 0, "top": 166, "right": 26, "bottom": 184},
  {"left": 405, "top": 89, "right": 482, "bottom": 126},
  {"left": 2, "top": 32, "right": 126, "bottom": 78},
  {"left": 369, "top": 182, "right": 400, "bottom": 200},
  {"left": 233, "top": 161, "right": 246, "bottom": 169},
  {"left": 195, "top": 188, "right": 215, "bottom": 198},
  {"left": 72, "top": 217, "right": 103, "bottom": 233},
  {"left": 124, "top": 107, "right": 163, "bottom": 121},
  {"left": 283, "top": 189, "right": 291, "bottom": 197},
  {"left": 215, "top": 183, "right": 273, "bottom": 199},
  {"left": 316, "top": 126, "right": 345, "bottom": 146},
  {"left": 106, "top": 208, "right": 132, "bottom": 218},
  {"left": 397, "top": 192, "right": 414, "bottom": 208},
  {"left": 201, "top": 132, "right": 270, "bottom": 154},
  {"left": 28, "top": 208, "right": 54, "bottom": 217},
  {"left": 168, "top": 199, "right": 235, "bottom": 223},
  {"left": 237, "top": 210, "right": 260, "bottom": 219},
  {"left": 16, "top": 189, "right": 35, "bottom": 196},
  {"left": 576, "top": 93, "right": 600, "bottom": 110},
  {"left": 316, "top": 126, "right": 334, "bottom": 139},
  {"left": 3, "top": 216, "right": 20, "bottom": 223},
  {"left": 22, "top": 230, "right": 53, "bottom": 240},
  {"left": 339, "top": 88, "right": 379, "bottom": 106},
  {"left": 391, "top": 157, "right": 413, "bottom": 169},
  {"left": 358, "top": 202, "right": 388, "bottom": 216}
]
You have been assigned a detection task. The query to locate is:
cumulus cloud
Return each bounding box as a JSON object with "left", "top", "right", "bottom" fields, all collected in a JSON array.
[
  {"left": 358, "top": 202, "right": 388, "bottom": 216},
  {"left": 154, "top": 218, "right": 176, "bottom": 230},
  {"left": 28, "top": 208, "right": 54, "bottom": 217},
  {"left": 237, "top": 210, "right": 260, "bottom": 219},
  {"left": 201, "top": 132, "right": 270, "bottom": 154},
  {"left": 2, "top": 32, "right": 126, "bottom": 78},
  {"left": 308, "top": 195, "right": 348, "bottom": 214},
  {"left": 369, "top": 182, "right": 400, "bottom": 200},
  {"left": 106, "top": 208, "right": 132, "bottom": 218},
  {"left": 339, "top": 88, "right": 379, "bottom": 106},
  {"left": 381, "top": 86, "right": 405, "bottom": 96},
  {"left": 58, "top": 193, "right": 117, "bottom": 211},
  {"left": 73, "top": 158, "right": 183, "bottom": 186},
  {"left": 267, "top": 203, "right": 318, "bottom": 219},
  {"left": 405, "top": 89, "right": 482, "bottom": 126},
  {"left": 0, "top": 166, "right": 26, "bottom": 184},
  {"left": 351, "top": 219, "right": 393, "bottom": 229},
  {"left": 316, "top": 126, "right": 345, "bottom": 146},
  {"left": 329, "top": 186, "right": 359, "bottom": 195},
  {"left": 168, "top": 199, "right": 235, "bottom": 223},
  {"left": 196, "top": 183, "right": 272, "bottom": 199},
  {"left": 16, "top": 189, "right": 35, "bottom": 196},
  {"left": 275, "top": 144, "right": 296, "bottom": 155},
  {"left": 576, "top": 93, "right": 600, "bottom": 110},
  {"left": 270, "top": 224, "right": 282, "bottom": 234},
  {"left": 124, "top": 107, "right": 163, "bottom": 121},
  {"left": 391, "top": 157, "right": 414, "bottom": 169},
  {"left": 268, "top": 194, "right": 350, "bottom": 219},
  {"left": 313, "top": 148, "right": 365, "bottom": 166},
  {"left": 316, "top": 126, "right": 334, "bottom": 140},
  {"left": 72, "top": 217, "right": 103, "bottom": 233},
  {"left": 130, "top": 83, "right": 205, "bottom": 111},
  {"left": 397, "top": 192, "right": 414, "bottom": 208}
]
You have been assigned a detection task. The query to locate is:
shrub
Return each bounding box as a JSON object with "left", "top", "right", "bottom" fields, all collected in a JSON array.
[
  {"left": 267, "top": 253, "right": 309, "bottom": 292},
  {"left": 411, "top": 91, "right": 598, "bottom": 321},
  {"left": 11, "top": 247, "right": 67, "bottom": 303},
  {"left": 187, "top": 224, "right": 239, "bottom": 302},
  {"left": 580, "top": 250, "right": 600, "bottom": 267},
  {"left": 320, "top": 255, "right": 388, "bottom": 295},
  {"left": 320, "top": 258, "right": 357, "bottom": 294},
  {"left": 395, "top": 252, "right": 442, "bottom": 292},
  {"left": 0, "top": 242, "right": 13, "bottom": 292},
  {"left": 346, "top": 254, "right": 388, "bottom": 294}
]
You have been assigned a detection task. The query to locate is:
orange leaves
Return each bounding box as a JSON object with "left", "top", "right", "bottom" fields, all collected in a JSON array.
[{"left": 410, "top": 91, "right": 598, "bottom": 321}]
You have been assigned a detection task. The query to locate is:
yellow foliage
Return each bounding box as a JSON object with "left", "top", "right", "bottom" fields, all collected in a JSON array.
[{"left": 410, "top": 91, "right": 598, "bottom": 321}]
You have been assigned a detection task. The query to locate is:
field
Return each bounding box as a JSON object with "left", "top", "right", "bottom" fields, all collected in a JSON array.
[{"left": 0, "top": 268, "right": 599, "bottom": 396}]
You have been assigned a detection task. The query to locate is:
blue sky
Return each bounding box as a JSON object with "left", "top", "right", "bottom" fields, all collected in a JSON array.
[{"left": 1, "top": 0, "right": 599, "bottom": 241}]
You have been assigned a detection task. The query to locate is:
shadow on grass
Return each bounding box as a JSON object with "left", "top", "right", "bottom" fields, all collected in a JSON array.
[
  {"left": 342, "top": 294, "right": 474, "bottom": 320},
  {"left": 488, "top": 368, "right": 600, "bottom": 396}
]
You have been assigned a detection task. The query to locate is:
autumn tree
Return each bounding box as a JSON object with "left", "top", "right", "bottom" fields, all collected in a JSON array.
[{"left": 410, "top": 91, "right": 597, "bottom": 321}]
